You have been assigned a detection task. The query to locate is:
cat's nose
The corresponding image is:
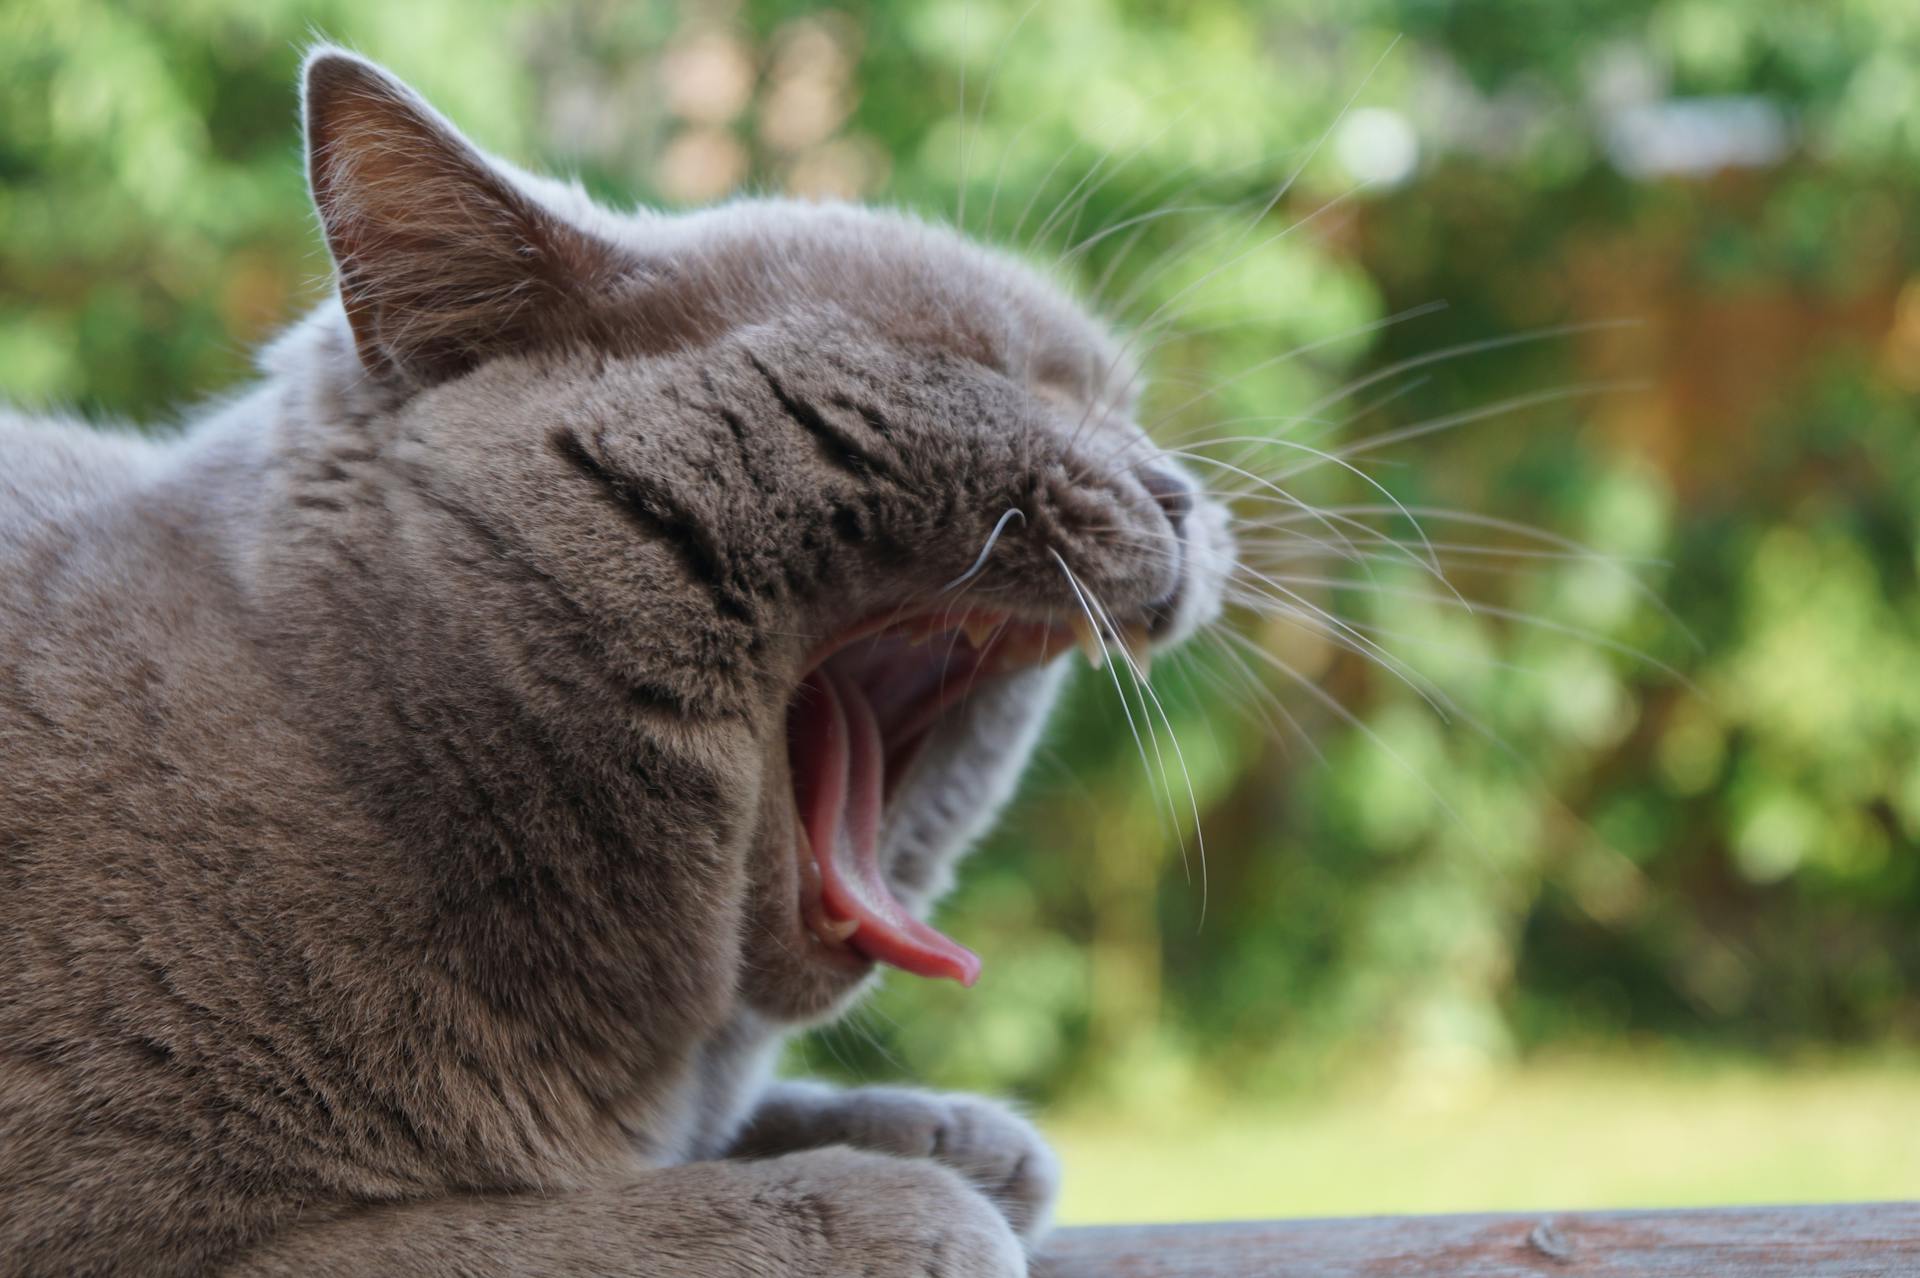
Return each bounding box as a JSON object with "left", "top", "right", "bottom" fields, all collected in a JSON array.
[
  {"left": 1137, "top": 463, "right": 1197, "bottom": 638},
  {"left": 1139, "top": 463, "right": 1194, "bottom": 537}
]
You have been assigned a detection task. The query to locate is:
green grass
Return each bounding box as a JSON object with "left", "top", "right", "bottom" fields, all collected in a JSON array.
[{"left": 1041, "top": 1058, "right": 1920, "bottom": 1224}]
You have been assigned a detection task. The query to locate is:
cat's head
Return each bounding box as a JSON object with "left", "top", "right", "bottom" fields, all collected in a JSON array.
[{"left": 288, "top": 50, "right": 1233, "bottom": 1022}]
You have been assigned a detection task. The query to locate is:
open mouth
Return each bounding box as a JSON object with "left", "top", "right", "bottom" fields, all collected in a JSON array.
[{"left": 787, "top": 607, "right": 1147, "bottom": 986}]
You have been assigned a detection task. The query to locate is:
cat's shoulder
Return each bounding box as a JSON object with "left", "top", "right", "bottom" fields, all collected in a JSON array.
[{"left": 0, "top": 408, "right": 169, "bottom": 534}]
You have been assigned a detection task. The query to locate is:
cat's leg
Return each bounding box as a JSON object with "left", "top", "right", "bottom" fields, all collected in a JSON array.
[
  {"left": 728, "top": 1082, "right": 1061, "bottom": 1244},
  {"left": 226, "top": 1147, "right": 1023, "bottom": 1278}
]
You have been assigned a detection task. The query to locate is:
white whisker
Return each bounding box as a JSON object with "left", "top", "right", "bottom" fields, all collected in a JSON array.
[
  {"left": 1078, "top": 577, "right": 1210, "bottom": 923},
  {"left": 940, "top": 507, "right": 1028, "bottom": 594},
  {"left": 1050, "top": 551, "right": 1173, "bottom": 848}
]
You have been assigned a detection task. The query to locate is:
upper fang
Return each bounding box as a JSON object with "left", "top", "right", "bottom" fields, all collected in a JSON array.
[
  {"left": 961, "top": 613, "right": 1005, "bottom": 649},
  {"left": 1069, "top": 616, "right": 1106, "bottom": 669}
]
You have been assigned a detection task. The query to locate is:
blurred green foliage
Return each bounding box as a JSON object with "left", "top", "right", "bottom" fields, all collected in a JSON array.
[{"left": 5, "top": 0, "right": 1918, "bottom": 1116}]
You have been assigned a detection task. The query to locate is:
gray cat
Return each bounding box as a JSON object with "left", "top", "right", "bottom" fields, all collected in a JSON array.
[{"left": 0, "top": 49, "right": 1232, "bottom": 1277}]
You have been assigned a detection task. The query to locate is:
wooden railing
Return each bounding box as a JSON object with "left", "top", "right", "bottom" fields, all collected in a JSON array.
[{"left": 1036, "top": 1202, "right": 1920, "bottom": 1276}]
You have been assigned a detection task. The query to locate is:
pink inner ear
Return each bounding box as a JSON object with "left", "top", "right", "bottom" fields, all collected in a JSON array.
[{"left": 304, "top": 52, "right": 616, "bottom": 385}]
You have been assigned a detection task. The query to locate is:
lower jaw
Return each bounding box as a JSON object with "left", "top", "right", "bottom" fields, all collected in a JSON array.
[
  {"left": 734, "top": 902, "right": 876, "bottom": 1025},
  {"left": 732, "top": 829, "right": 884, "bottom": 1024}
]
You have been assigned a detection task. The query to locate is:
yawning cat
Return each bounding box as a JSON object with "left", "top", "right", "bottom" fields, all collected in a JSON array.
[{"left": 0, "top": 48, "right": 1232, "bottom": 1276}]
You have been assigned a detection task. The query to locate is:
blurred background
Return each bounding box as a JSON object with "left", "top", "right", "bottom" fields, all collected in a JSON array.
[{"left": 5, "top": 0, "right": 1918, "bottom": 1224}]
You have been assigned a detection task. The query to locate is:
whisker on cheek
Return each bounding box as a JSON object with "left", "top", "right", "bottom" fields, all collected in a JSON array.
[
  {"left": 1050, "top": 552, "right": 1171, "bottom": 817},
  {"left": 939, "top": 507, "right": 1028, "bottom": 595},
  {"left": 1080, "top": 570, "right": 1210, "bottom": 920}
]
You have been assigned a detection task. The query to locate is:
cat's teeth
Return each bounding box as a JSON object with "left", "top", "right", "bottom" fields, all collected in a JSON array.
[
  {"left": 960, "top": 613, "right": 1004, "bottom": 649},
  {"left": 1069, "top": 616, "right": 1105, "bottom": 669},
  {"left": 1119, "top": 624, "right": 1153, "bottom": 678},
  {"left": 804, "top": 902, "right": 859, "bottom": 946}
]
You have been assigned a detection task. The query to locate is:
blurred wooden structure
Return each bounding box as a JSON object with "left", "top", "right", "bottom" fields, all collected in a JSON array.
[{"left": 1038, "top": 1202, "right": 1920, "bottom": 1276}]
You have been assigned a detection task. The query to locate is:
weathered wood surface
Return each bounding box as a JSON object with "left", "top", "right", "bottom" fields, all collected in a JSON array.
[{"left": 1036, "top": 1202, "right": 1920, "bottom": 1277}]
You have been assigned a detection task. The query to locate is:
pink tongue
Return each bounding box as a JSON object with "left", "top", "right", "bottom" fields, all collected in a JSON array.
[{"left": 795, "top": 666, "right": 982, "bottom": 986}]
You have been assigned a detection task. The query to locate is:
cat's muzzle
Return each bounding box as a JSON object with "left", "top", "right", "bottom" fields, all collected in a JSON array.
[{"left": 785, "top": 607, "right": 1140, "bottom": 985}]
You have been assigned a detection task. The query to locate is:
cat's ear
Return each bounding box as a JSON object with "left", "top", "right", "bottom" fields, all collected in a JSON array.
[{"left": 302, "top": 49, "right": 623, "bottom": 386}]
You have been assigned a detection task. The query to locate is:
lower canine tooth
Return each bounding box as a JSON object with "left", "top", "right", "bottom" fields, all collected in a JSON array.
[{"left": 811, "top": 912, "right": 858, "bottom": 944}]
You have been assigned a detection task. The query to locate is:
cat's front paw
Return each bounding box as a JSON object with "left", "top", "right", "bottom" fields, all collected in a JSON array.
[
  {"left": 774, "top": 1147, "right": 1027, "bottom": 1278},
  {"left": 736, "top": 1084, "right": 1061, "bottom": 1243}
]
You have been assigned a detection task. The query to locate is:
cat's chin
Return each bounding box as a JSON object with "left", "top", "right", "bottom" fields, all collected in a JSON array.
[{"left": 764, "top": 606, "right": 1116, "bottom": 1005}]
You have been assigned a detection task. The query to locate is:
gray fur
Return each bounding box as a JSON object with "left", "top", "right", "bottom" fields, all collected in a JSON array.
[{"left": 0, "top": 50, "right": 1230, "bottom": 1276}]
